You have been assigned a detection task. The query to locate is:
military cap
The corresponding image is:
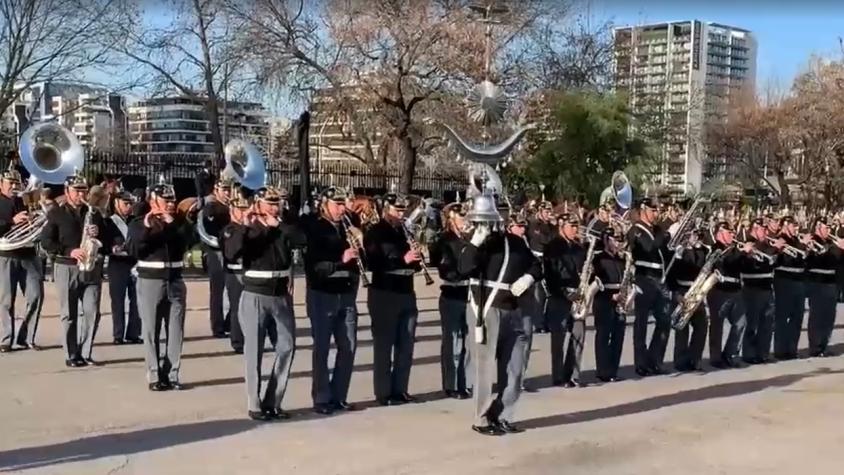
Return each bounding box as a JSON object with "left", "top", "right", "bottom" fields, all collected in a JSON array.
[
  {"left": 443, "top": 202, "right": 467, "bottom": 217},
  {"left": 115, "top": 191, "right": 135, "bottom": 202},
  {"left": 150, "top": 183, "right": 175, "bottom": 200},
  {"left": 255, "top": 186, "right": 284, "bottom": 204},
  {"left": 321, "top": 186, "right": 350, "bottom": 203},
  {"left": 556, "top": 212, "right": 580, "bottom": 226},
  {"left": 637, "top": 197, "right": 657, "bottom": 209},
  {"left": 508, "top": 208, "right": 528, "bottom": 226},
  {"left": 230, "top": 189, "right": 251, "bottom": 209},
  {"left": 382, "top": 193, "right": 409, "bottom": 209},
  {"left": 602, "top": 226, "right": 624, "bottom": 241},
  {"left": 714, "top": 221, "right": 734, "bottom": 232},
  {"left": 64, "top": 171, "right": 89, "bottom": 190}
]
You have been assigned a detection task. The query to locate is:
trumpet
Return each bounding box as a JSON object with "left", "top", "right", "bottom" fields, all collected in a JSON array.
[
  {"left": 734, "top": 240, "right": 776, "bottom": 264},
  {"left": 342, "top": 214, "right": 370, "bottom": 287},
  {"left": 766, "top": 237, "right": 807, "bottom": 259}
]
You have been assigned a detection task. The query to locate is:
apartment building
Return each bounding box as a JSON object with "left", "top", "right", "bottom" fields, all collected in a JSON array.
[{"left": 614, "top": 20, "right": 757, "bottom": 194}]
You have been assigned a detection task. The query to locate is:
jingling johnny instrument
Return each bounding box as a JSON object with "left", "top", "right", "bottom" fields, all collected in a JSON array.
[
  {"left": 196, "top": 139, "right": 266, "bottom": 248},
  {"left": 0, "top": 122, "right": 84, "bottom": 251}
]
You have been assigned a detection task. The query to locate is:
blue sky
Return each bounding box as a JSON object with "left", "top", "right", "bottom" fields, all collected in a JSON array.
[{"left": 595, "top": 0, "right": 844, "bottom": 90}]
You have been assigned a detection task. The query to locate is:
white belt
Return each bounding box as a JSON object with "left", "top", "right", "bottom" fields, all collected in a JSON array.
[
  {"left": 776, "top": 266, "right": 804, "bottom": 274},
  {"left": 741, "top": 273, "right": 773, "bottom": 280},
  {"left": 244, "top": 269, "right": 291, "bottom": 279},
  {"left": 635, "top": 261, "right": 663, "bottom": 270},
  {"left": 532, "top": 250, "right": 543, "bottom": 257},
  {"left": 441, "top": 280, "right": 468, "bottom": 287},
  {"left": 676, "top": 280, "right": 695, "bottom": 287},
  {"left": 469, "top": 279, "right": 512, "bottom": 291},
  {"left": 719, "top": 275, "right": 740, "bottom": 283},
  {"left": 602, "top": 283, "right": 621, "bottom": 290},
  {"left": 136, "top": 260, "right": 183, "bottom": 269},
  {"left": 808, "top": 268, "right": 836, "bottom": 275},
  {"left": 327, "top": 270, "right": 351, "bottom": 278},
  {"left": 385, "top": 269, "right": 415, "bottom": 276},
  {"left": 226, "top": 263, "right": 243, "bottom": 271}
]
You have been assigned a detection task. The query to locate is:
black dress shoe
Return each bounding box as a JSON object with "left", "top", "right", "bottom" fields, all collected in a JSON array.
[
  {"left": 472, "top": 424, "right": 505, "bottom": 436},
  {"left": 313, "top": 404, "right": 334, "bottom": 415},
  {"left": 635, "top": 367, "right": 651, "bottom": 377},
  {"left": 148, "top": 382, "right": 168, "bottom": 392},
  {"left": 232, "top": 348, "right": 244, "bottom": 355},
  {"left": 376, "top": 397, "right": 393, "bottom": 407},
  {"left": 332, "top": 401, "right": 360, "bottom": 411},
  {"left": 393, "top": 393, "right": 417, "bottom": 404},
  {"left": 212, "top": 332, "right": 227, "bottom": 339},
  {"left": 521, "top": 382, "right": 539, "bottom": 393},
  {"left": 610, "top": 376, "right": 625, "bottom": 382},
  {"left": 649, "top": 365, "right": 666, "bottom": 375},
  {"left": 248, "top": 410, "right": 270, "bottom": 421},
  {"left": 66, "top": 359, "right": 84, "bottom": 368},
  {"left": 113, "top": 338, "right": 125, "bottom": 345},
  {"left": 822, "top": 350, "right": 838, "bottom": 357},
  {"left": 496, "top": 420, "right": 525, "bottom": 434},
  {"left": 265, "top": 409, "right": 292, "bottom": 420},
  {"left": 710, "top": 360, "right": 728, "bottom": 369},
  {"left": 563, "top": 380, "right": 586, "bottom": 389},
  {"left": 125, "top": 337, "right": 143, "bottom": 345},
  {"left": 0, "top": 345, "right": 12, "bottom": 353},
  {"left": 170, "top": 382, "right": 185, "bottom": 391},
  {"left": 455, "top": 390, "right": 471, "bottom": 400},
  {"left": 22, "top": 343, "right": 40, "bottom": 351},
  {"left": 84, "top": 358, "right": 99, "bottom": 366}
]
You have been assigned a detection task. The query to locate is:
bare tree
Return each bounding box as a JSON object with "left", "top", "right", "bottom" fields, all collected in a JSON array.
[
  {"left": 111, "top": 0, "right": 250, "bottom": 161},
  {"left": 0, "top": 0, "right": 130, "bottom": 126}
]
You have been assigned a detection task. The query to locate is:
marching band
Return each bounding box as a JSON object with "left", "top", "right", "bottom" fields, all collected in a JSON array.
[{"left": 3, "top": 124, "right": 844, "bottom": 437}]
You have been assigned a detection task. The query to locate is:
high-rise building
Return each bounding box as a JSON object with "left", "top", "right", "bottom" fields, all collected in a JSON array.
[
  {"left": 127, "top": 97, "right": 270, "bottom": 159},
  {"left": 0, "top": 82, "right": 128, "bottom": 153},
  {"left": 614, "top": 21, "right": 757, "bottom": 194}
]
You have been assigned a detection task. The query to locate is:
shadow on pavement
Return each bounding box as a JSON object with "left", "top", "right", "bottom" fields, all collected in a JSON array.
[
  {"left": 0, "top": 419, "right": 258, "bottom": 472},
  {"left": 519, "top": 367, "right": 843, "bottom": 431}
]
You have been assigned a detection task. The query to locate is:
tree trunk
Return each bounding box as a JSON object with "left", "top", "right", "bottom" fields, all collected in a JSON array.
[
  {"left": 398, "top": 133, "right": 416, "bottom": 195},
  {"left": 205, "top": 99, "right": 225, "bottom": 167},
  {"left": 775, "top": 169, "right": 791, "bottom": 206}
]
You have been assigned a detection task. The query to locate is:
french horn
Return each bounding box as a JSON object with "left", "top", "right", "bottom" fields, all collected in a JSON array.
[{"left": 0, "top": 122, "right": 84, "bottom": 251}]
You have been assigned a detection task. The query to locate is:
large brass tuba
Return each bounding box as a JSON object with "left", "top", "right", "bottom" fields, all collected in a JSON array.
[
  {"left": 599, "top": 171, "right": 633, "bottom": 233},
  {"left": 0, "top": 122, "right": 84, "bottom": 251},
  {"left": 196, "top": 139, "right": 266, "bottom": 248}
]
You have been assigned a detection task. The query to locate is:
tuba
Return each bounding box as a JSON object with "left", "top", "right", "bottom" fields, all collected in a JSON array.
[
  {"left": 196, "top": 139, "right": 266, "bottom": 248},
  {"left": 599, "top": 171, "right": 633, "bottom": 233},
  {"left": 0, "top": 123, "right": 84, "bottom": 251}
]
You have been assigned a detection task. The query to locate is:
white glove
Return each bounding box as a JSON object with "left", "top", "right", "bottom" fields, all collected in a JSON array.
[
  {"left": 510, "top": 274, "right": 535, "bottom": 297},
  {"left": 470, "top": 223, "right": 491, "bottom": 247}
]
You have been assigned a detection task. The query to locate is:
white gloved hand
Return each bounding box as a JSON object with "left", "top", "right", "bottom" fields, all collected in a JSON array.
[
  {"left": 470, "top": 223, "right": 491, "bottom": 247},
  {"left": 510, "top": 274, "right": 535, "bottom": 297}
]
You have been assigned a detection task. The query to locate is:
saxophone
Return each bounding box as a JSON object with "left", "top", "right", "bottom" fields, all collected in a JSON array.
[
  {"left": 571, "top": 235, "right": 599, "bottom": 320},
  {"left": 615, "top": 250, "right": 636, "bottom": 315},
  {"left": 670, "top": 247, "right": 726, "bottom": 330},
  {"left": 77, "top": 204, "right": 102, "bottom": 273}
]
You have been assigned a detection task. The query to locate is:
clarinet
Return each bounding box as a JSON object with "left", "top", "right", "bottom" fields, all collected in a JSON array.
[
  {"left": 342, "top": 214, "right": 370, "bottom": 287},
  {"left": 402, "top": 220, "right": 434, "bottom": 286}
]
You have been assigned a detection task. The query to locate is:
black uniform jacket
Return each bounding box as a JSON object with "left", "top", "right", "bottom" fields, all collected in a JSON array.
[
  {"left": 363, "top": 219, "right": 420, "bottom": 295},
  {"left": 527, "top": 218, "right": 555, "bottom": 255},
  {"left": 0, "top": 193, "right": 35, "bottom": 258},
  {"left": 805, "top": 235, "right": 843, "bottom": 284},
  {"left": 774, "top": 233, "right": 806, "bottom": 281},
  {"left": 713, "top": 241, "right": 744, "bottom": 292},
  {"left": 231, "top": 221, "right": 305, "bottom": 296},
  {"left": 458, "top": 232, "right": 541, "bottom": 310},
  {"left": 543, "top": 236, "right": 585, "bottom": 299},
  {"left": 201, "top": 199, "right": 230, "bottom": 249},
  {"left": 126, "top": 215, "right": 190, "bottom": 280},
  {"left": 740, "top": 238, "right": 777, "bottom": 289},
  {"left": 220, "top": 222, "right": 245, "bottom": 275},
  {"left": 436, "top": 230, "right": 472, "bottom": 301},
  {"left": 593, "top": 251, "right": 625, "bottom": 297},
  {"left": 41, "top": 202, "right": 108, "bottom": 265},
  {"left": 666, "top": 244, "right": 708, "bottom": 292},
  {"left": 303, "top": 216, "right": 358, "bottom": 294},
  {"left": 102, "top": 212, "right": 137, "bottom": 266},
  {"left": 628, "top": 221, "right": 668, "bottom": 278}
]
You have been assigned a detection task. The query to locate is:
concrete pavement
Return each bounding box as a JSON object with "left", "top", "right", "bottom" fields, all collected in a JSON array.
[{"left": 1, "top": 276, "right": 844, "bottom": 474}]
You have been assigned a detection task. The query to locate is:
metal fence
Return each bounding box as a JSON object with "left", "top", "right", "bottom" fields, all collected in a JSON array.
[{"left": 0, "top": 150, "right": 466, "bottom": 200}]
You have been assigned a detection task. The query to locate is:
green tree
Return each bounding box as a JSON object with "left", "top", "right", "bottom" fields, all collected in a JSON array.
[{"left": 527, "top": 90, "right": 649, "bottom": 205}]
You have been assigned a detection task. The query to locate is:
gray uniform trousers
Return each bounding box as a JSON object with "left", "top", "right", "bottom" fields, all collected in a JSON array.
[
  {"left": 527, "top": 280, "right": 548, "bottom": 331},
  {"left": 367, "top": 287, "right": 418, "bottom": 400},
  {"left": 547, "top": 295, "right": 585, "bottom": 383},
  {"left": 307, "top": 288, "right": 358, "bottom": 406},
  {"left": 773, "top": 275, "right": 805, "bottom": 357},
  {"left": 471, "top": 306, "right": 526, "bottom": 426},
  {"left": 706, "top": 288, "right": 746, "bottom": 363},
  {"left": 107, "top": 260, "right": 140, "bottom": 341},
  {"left": 807, "top": 281, "right": 838, "bottom": 354},
  {"left": 205, "top": 248, "right": 228, "bottom": 335},
  {"left": 54, "top": 262, "right": 101, "bottom": 360},
  {"left": 672, "top": 289, "right": 708, "bottom": 369},
  {"left": 742, "top": 287, "right": 775, "bottom": 361},
  {"left": 226, "top": 272, "right": 244, "bottom": 351},
  {"left": 438, "top": 294, "right": 471, "bottom": 393},
  {"left": 633, "top": 274, "right": 671, "bottom": 370},
  {"left": 137, "top": 277, "right": 186, "bottom": 384},
  {"left": 593, "top": 293, "right": 626, "bottom": 380},
  {"left": 239, "top": 290, "right": 296, "bottom": 413},
  {"left": 0, "top": 254, "right": 44, "bottom": 346}
]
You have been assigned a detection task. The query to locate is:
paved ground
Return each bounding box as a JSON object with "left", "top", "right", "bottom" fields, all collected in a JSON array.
[{"left": 1, "top": 277, "right": 844, "bottom": 474}]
